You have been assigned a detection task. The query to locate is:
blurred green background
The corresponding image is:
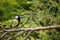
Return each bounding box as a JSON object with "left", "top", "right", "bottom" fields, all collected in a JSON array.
[{"left": 0, "top": 0, "right": 60, "bottom": 40}]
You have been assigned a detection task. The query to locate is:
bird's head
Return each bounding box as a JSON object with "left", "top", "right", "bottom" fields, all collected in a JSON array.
[{"left": 15, "top": 15, "right": 20, "bottom": 22}]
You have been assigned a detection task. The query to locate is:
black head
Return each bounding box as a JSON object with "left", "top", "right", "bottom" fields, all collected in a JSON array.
[{"left": 15, "top": 15, "right": 20, "bottom": 22}]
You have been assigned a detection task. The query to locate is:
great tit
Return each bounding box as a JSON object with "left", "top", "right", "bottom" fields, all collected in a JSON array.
[{"left": 10, "top": 15, "right": 20, "bottom": 29}]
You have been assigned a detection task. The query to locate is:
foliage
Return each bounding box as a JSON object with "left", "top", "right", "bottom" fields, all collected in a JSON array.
[{"left": 0, "top": 0, "right": 60, "bottom": 40}]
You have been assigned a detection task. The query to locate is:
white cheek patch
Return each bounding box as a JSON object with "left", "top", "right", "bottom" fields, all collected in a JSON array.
[{"left": 15, "top": 16, "right": 18, "bottom": 18}]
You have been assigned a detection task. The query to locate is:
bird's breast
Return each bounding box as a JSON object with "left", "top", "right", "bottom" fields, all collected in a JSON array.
[{"left": 12, "top": 19, "right": 19, "bottom": 28}]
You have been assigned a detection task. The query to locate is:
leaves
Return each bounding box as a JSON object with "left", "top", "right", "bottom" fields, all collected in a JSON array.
[{"left": 0, "top": 0, "right": 60, "bottom": 40}]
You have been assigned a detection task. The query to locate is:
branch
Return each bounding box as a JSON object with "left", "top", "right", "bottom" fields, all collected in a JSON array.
[
  {"left": 7, "top": 31, "right": 24, "bottom": 40},
  {"left": 1, "top": 25, "right": 60, "bottom": 32},
  {"left": 0, "top": 25, "right": 60, "bottom": 40},
  {"left": 7, "top": 36, "right": 13, "bottom": 40},
  {"left": 0, "top": 25, "right": 6, "bottom": 30},
  {"left": 0, "top": 32, "right": 8, "bottom": 39},
  {"left": 14, "top": 31, "right": 24, "bottom": 37},
  {"left": 24, "top": 30, "right": 33, "bottom": 40}
]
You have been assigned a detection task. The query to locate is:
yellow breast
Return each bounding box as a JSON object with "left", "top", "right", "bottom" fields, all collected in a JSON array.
[{"left": 12, "top": 19, "right": 18, "bottom": 28}]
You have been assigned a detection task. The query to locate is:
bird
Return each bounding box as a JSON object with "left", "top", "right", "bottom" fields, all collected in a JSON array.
[{"left": 10, "top": 15, "right": 20, "bottom": 29}]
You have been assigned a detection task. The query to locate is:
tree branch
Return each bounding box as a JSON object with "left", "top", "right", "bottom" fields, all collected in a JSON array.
[
  {"left": 0, "top": 25, "right": 60, "bottom": 40},
  {"left": 14, "top": 31, "right": 24, "bottom": 37},
  {"left": 24, "top": 30, "right": 33, "bottom": 40},
  {"left": 0, "top": 32, "right": 8, "bottom": 39},
  {"left": 1, "top": 25, "right": 60, "bottom": 32},
  {"left": 7, "top": 31, "right": 24, "bottom": 40},
  {"left": 0, "top": 25, "right": 60, "bottom": 32}
]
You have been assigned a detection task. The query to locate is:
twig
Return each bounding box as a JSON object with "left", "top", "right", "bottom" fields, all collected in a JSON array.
[
  {"left": 0, "top": 25, "right": 6, "bottom": 30},
  {"left": 14, "top": 31, "right": 24, "bottom": 37},
  {"left": 0, "top": 32, "right": 8, "bottom": 39},
  {"left": 7, "top": 31, "right": 24, "bottom": 40},
  {"left": 24, "top": 30, "right": 33, "bottom": 40},
  {"left": 7, "top": 36, "right": 13, "bottom": 40},
  {"left": 0, "top": 30, "right": 3, "bottom": 33}
]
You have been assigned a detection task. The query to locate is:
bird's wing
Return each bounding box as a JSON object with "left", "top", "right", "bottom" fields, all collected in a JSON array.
[{"left": 12, "top": 19, "right": 18, "bottom": 28}]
